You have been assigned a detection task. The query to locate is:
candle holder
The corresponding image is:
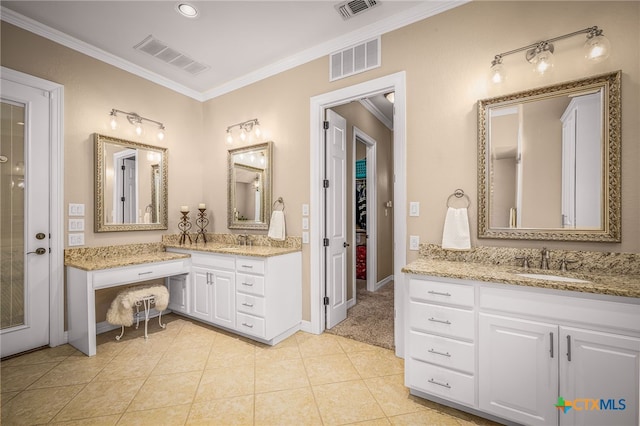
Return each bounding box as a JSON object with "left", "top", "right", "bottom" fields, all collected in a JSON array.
[
  {"left": 178, "top": 211, "right": 192, "bottom": 245},
  {"left": 195, "top": 208, "right": 209, "bottom": 243}
]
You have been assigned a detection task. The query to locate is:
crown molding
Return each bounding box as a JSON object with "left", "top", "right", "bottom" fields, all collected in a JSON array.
[
  {"left": 2, "top": 1, "right": 466, "bottom": 102},
  {"left": 359, "top": 98, "right": 393, "bottom": 130}
]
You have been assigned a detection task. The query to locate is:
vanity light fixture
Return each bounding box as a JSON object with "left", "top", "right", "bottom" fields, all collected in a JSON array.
[
  {"left": 109, "top": 109, "right": 166, "bottom": 141},
  {"left": 225, "top": 118, "right": 262, "bottom": 145},
  {"left": 490, "top": 26, "right": 611, "bottom": 83}
]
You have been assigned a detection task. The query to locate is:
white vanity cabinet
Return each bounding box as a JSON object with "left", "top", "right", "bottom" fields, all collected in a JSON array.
[
  {"left": 167, "top": 248, "right": 302, "bottom": 345},
  {"left": 405, "top": 277, "right": 476, "bottom": 407},
  {"left": 478, "top": 285, "right": 640, "bottom": 426}
]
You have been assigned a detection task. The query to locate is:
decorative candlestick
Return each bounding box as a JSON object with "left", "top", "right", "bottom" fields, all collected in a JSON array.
[
  {"left": 195, "top": 208, "right": 209, "bottom": 243},
  {"left": 178, "top": 210, "right": 192, "bottom": 245}
]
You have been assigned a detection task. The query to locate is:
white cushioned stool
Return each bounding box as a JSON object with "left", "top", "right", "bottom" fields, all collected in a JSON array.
[{"left": 106, "top": 284, "right": 169, "bottom": 341}]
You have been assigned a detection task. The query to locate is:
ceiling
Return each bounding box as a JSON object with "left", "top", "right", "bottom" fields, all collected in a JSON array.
[{"left": 1, "top": 1, "right": 462, "bottom": 102}]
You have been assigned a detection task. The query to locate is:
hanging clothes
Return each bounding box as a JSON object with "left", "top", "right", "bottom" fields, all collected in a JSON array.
[{"left": 356, "top": 179, "right": 367, "bottom": 230}]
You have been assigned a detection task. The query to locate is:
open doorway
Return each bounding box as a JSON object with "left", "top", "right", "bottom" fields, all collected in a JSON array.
[{"left": 309, "top": 72, "right": 407, "bottom": 358}]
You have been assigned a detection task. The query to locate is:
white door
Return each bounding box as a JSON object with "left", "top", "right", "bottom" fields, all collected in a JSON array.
[
  {"left": 325, "top": 109, "right": 347, "bottom": 329},
  {"left": 479, "top": 313, "right": 559, "bottom": 426},
  {"left": 122, "top": 156, "right": 137, "bottom": 223},
  {"left": 560, "top": 327, "right": 640, "bottom": 426},
  {"left": 0, "top": 79, "right": 51, "bottom": 358}
]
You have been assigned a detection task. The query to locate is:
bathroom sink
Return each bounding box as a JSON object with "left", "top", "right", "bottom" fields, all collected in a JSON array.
[{"left": 515, "top": 273, "right": 590, "bottom": 283}]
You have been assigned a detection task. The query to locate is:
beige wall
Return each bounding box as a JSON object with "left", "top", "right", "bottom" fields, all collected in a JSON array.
[{"left": 2, "top": 2, "right": 639, "bottom": 325}]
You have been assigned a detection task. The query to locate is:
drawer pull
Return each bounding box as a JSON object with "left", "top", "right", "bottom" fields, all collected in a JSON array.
[
  {"left": 428, "top": 317, "right": 452, "bottom": 325},
  {"left": 241, "top": 282, "right": 254, "bottom": 286},
  {"left": 428, "top": 378, "right": 451, "bottom": 389},
  {"left": 428, "top": 348, "right": 451, "bottom": 358},
  {"left": 241, "top": 322, "right": 254, "bottom": 328},
  {"left": 240, "top": 264, "right": 253, "bottom": 269},
  {"left": 427, "top": 290, "right": 451, "bottom": 297},
  {"left": 242, "top": 302, "right": 254, "bottom": 307},
  {"left": 138, "top": 271, "right": 153, "bottom": 276}
]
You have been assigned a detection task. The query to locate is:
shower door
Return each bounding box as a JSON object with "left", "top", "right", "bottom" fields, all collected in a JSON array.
[{"left": 0, "top": 78, "right": 51, "bottom": 358}]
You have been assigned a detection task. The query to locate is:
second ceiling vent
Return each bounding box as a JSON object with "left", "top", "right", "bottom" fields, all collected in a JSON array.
[{"left": 335, "top": 0, "right": 379, "bottom": 20}]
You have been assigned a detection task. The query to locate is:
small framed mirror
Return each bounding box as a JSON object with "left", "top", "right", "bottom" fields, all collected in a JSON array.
[
  {"left": 94, "top": 133, "right": 168, "bottom": 232},
  {"left": 477, "top": 71, "right": 621, "bottom": 242},
  {"left": 228, "top": 141, "right": 273, "bottom": 230}
]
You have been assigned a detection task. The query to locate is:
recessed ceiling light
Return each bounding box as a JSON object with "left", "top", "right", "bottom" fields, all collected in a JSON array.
[{"left": 176, "top": 2, "right": 198, "bottom": 18}]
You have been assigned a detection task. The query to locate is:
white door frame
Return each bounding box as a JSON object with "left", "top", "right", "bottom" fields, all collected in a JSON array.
[
  {"left": 309, "top": 71, "right": 406, "bottom": 357},
  {"left": 352, "top": 128, "right": 377, "bottom": 294},
  {"left": 1, "top": 67, "right": 65, "bottom": 349}
]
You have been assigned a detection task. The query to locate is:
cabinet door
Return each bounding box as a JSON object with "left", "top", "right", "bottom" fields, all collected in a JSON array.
[
  {"left": 211, "top": 269, "right": 235, "bottom": 329},
  {"left": 560, "top": 327, "right": 640, "bottom": 426},
  {"left": 479, "top": 313, "right": 559, "bottom": 426},
  {"left": 167, "top": 275, "right": 188, "bottom": 314},
  {"left": 191, "top": 266, "right": 213, "bottom": 322}
]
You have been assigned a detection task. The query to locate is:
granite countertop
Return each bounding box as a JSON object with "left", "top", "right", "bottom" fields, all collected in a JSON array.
[
  {"left": 163, "top": 241, "right": 302, "bottom": 258},
  {"left": 402, "top": 258, "right": 640, "bottom": 299},
  {"left": 65, "top": 251, "right": 191, "bottom": 271}
]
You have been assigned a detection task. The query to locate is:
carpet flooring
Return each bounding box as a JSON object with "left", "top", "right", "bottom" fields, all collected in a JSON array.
[{"left": 327, "top": 281, "right": 395, "bottom": 350}]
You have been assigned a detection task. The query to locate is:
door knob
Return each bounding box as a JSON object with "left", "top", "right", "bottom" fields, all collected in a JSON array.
[
  {"left": 36, "top": 233, "right": 46, "bottom": 240},
  {"left": 343, "top": 242, "right": 350, "bottom": 248},
  {"left": 27, "top": 248, "right": 47, "bottom": 255}
]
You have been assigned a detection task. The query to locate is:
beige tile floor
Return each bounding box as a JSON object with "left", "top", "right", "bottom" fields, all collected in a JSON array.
[{"left": 1, "top": 315, "right": 499, "bottom": 425}]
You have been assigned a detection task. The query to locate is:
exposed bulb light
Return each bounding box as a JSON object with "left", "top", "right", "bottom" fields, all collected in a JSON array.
[
  {"left": 489, "top": 26, "right": 610, "bottom": 84},
  {"left": 225, "top": 118, "right": 262, "bottom": 145},
  {"left": 157, "top": 126, "right": 165, "bottom": 141},
  {"left": 254, "top": 123, "right": 261, "bottom": 138},
  {"left": 135, "top": 122, "right": 143, "bottom": 136},
  {"left": 176, "top": 2, "right": 198, "bottom": 18},
  {"left": 108, "top": 109, "right": 165, "bottom": 141},
  {"left": 240, "top": 129, "right": 247, "bottom": 141},
  {"left": 226, "top": 130, "right": 233, "bottom": 145},
  {"left": 109, "top": 111, "right": 118, "bottom": 130}
]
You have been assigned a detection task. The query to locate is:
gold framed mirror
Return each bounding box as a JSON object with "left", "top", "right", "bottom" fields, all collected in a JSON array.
[
  {"left": 228, "top": 141, "right": 273, "bottom": 230},
  {"left": 94, "top": 133, "right": 168, "bottom": 232},
  {"left": 477, "top": 71, "right": 621, "bottom": 242}
]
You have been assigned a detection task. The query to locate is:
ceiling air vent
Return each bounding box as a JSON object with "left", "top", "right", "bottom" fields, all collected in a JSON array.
[
  {"left": 330, "top": 36, "right": 380, "bottom": 81},
  {"left": 134, "top": 35, "right": 210, "bottom": 75},
  {"left": 335, "top": 0, "right": 379, "bottom": 20}
]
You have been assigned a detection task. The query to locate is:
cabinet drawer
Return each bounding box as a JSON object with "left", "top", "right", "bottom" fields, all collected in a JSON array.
[
  {"left": 408, "top": 359, "right": 475, "bottom": 406},
  {"left": 409, "top": 330, "right": 475, "bottom": 374},
  {"left": 93, "top": 260, "right": 187, "bottom": 289},
  {"left": 236, "top": 273, "right": 265, "bottom": 296},
  {"left": 236, "top": 293, "right": 266, "bottom": 317},
  {"left": 409, "top": 301, "right": 474, "bottom": 341},
  {"left": 236, "top": 257, "right": 265, "bottom": 275},
  {"left": 409, "top": 278, "right": 474, "bottom": 308},
  {"left": 237, "top": 312, "right": 266, "bottom": 338},
  {"left": 191, "top": 253, "right": 235, "bottom": 270}
]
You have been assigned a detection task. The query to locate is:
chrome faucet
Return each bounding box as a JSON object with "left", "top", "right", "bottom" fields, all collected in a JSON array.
[
  {"left": 540, "top": 247, "right": 550, "bottom": 270},
  {"left": 238, "top": 234, "right": 252, "bottom": 247}
]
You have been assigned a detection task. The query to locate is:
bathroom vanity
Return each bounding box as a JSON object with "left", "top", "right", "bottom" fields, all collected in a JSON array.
[
  {"left": 165, "top": 243, "right": 302, "bottom": 345},
  {"left": 403, "top": 256, "right": 640, "bottom": 426}
]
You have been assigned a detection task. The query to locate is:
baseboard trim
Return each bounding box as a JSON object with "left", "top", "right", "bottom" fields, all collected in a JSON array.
[
  {"left": 300, "top": 320, "right": 317, "bottom": 334},
  {"left": 375, "top": 275, "right": 394, "bottom": 291}
]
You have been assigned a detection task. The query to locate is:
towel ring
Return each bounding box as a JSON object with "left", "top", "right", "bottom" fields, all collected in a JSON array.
[
  {"left": 447, "top": 189, "right": 471, "bottom": 208},
  {"left": 272, "top": 197, "right": 285, "bottom": 211}
]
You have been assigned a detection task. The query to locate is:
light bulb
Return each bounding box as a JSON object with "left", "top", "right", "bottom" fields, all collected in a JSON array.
[
  {"left": 109, "top": 114, "right": 118, "bottom": 130},
  {"left": 584, "top": 34, "right": 611, "bottom": 63},
  {"left": 490, "top": 60, "right": 505, "bottom": 84},
  {"left": 157, "top": 127, "right": 165, "bottom": 141},
  {"left": 240, "top": 129, "right": 247, "bottom": 141},
  {"left": 135, "top": 123, "right": 143, "bottom": 136},
  {"left": 533, "top": 49, "right": 554, "bottom": 75},
  {"left": 254, "top": 123, "right": 261, "bottom": 138},
  {"left": 226, "top": 131, "right": 233, "bottom": 144}
]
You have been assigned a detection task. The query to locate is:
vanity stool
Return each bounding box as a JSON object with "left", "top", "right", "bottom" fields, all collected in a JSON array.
[{"left": 106, "top": 284, "right": 170, "bottom": 341}]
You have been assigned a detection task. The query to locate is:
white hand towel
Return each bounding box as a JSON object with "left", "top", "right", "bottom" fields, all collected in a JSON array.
[
  {"left": 268, "top": 210, "right": 286, "bottom": 241},
  {"left": 442, "top": 207, "right": 471, "bottom": 250}
]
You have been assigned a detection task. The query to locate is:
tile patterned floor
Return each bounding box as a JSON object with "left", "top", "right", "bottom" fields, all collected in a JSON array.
[{"left": 1, "top": 315, "right": 499, "bottom": 425}]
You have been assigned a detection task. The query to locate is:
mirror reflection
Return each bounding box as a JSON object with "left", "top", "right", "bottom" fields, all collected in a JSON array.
[
  {"left": 478, "top": 71, "right": 621, "bottom": 242},
  {"left": 228, "top": 142, "right": 273, "bottom": 230},
  {"left": 94, "top": 133, "right": 168, "bottom": 232}
]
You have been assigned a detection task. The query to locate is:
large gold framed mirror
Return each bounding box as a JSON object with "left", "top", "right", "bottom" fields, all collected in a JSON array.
[
  {"left": 94, "top": 133, "right": 168, "bottom": 232},
  {"left": 228, "top": 141, "right": 273, "bottom": 230},
  {"left": 477, "top": 71, "right": 621, "bottom": 242}
]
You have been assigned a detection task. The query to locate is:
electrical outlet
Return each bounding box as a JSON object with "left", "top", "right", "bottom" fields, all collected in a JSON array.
[
  {"left": 409, "top": 202, "right": 420, "bottom": 217},
  {"left": 68, "top": 233, "right": 85, "bottom": 246},
  {"left": 69, "top": 218, "right": 85, "bottom": 231},
  {"left": 409, "top": 235, "right": 420, "bottom": 250},
  {"left": 302, "top": 217, "right": 309, "bottom": 230},
  {"left": 302, "top": 232, "right": 309, "bottom": 244}
]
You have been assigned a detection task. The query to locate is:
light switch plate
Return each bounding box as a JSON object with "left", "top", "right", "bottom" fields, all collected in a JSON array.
[
  {"left": 409, "top": 202, "right": 420, "bottom": 217},
  {"left": 409, "top": 235, "right": 420, "bottom": 250},
  {"left": 302, "top": 204, "right": 309, "bottom": 216},
  {"left": 302, "top": 217, "right": 309, "bottom": 230},
  {"left": 68, "top": 233, "right": 85, "bottom": 246},
  {"left": 69, "top": 218, "right": 85, "bottom": 231},
  {"left": 69, "top": 203, "right": 85, "bottom": 216},
  {"left": 302, "top": 232, "right": 309, "bottom": 244}
]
